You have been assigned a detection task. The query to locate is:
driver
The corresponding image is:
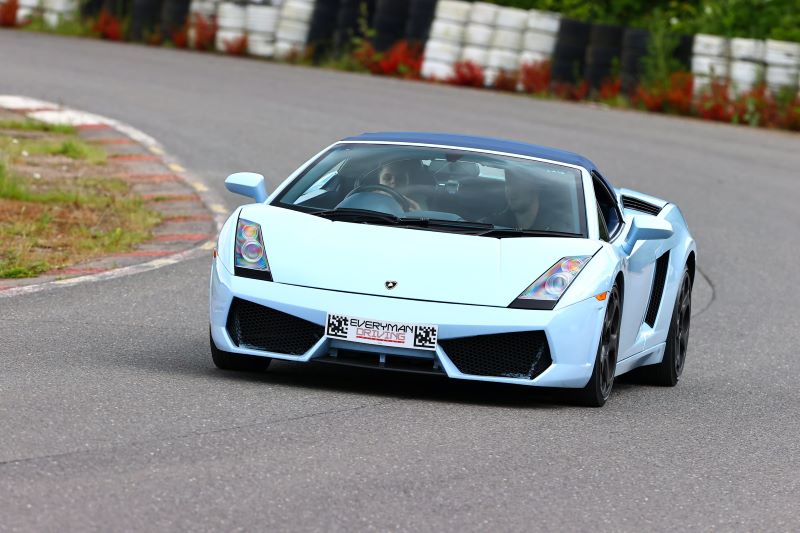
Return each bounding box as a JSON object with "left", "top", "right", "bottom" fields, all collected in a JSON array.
[{"left": 377, "top": 160, "right": 422, "bottom": 211}]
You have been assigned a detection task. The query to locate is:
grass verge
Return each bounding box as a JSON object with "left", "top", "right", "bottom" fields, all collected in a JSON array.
[{"left": 0, "top": 123, "right": 160, "bottom": 278}]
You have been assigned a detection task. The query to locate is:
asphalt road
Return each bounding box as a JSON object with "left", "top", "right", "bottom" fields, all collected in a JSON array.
[{"left": 2, "top": 31, "right": 799, "bottom": 531}]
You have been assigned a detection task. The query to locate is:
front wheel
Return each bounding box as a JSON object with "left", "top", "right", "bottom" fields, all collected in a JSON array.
[
  {"left": 575, "top": 284, "right": 621, "bottom": 407},
  {"left": 210, "top": 329, "right": 271, "bottom": 372}
]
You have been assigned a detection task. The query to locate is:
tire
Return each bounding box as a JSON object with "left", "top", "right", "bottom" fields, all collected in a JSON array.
[
  {"left": 576, "top": 284, "right": 621, "bottom": 407},
  {"left": 210, "top": 330, "right": 271, "bottom": 372},
  {"left": 637, "top": 268, "right": 692, "bottom": 386}
]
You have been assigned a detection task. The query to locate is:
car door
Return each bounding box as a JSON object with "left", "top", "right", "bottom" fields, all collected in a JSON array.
[{"left": 592, "top": 173, "right": 656, "bottom": 360}]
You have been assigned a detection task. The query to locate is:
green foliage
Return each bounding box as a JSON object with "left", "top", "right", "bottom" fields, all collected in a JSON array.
[
  {"left": 0, "top": 120, "right": 76, "bottom": 134},
  {"left": 481, "top": 1, "right": 800, "bottom": 42},
  {"left": 640, "top": 9, "right": 683, "bottom": 89}
]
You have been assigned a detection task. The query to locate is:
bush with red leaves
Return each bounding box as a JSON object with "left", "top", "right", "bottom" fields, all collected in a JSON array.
[
  {"left": 0, "top": 0, "right": 18, "bottom": 27},
  {"left": 224, "top": 34, "right": 247, "bottom": 55},
  {"left": 732, "top": 84, "right": 780, "bottom": 127},
  {"left": 598, "top": 77, "right": 622, "bottom": 100},
  {"left": 192, "top": 13, "right": 216, "bottom": 51},
  {"left": 447, "top": 61, "right": 485, "bottom": 87},
  {"left": 491, "top": 69, "right": 519, "bottom": 92},
  {"left": 94, "top": 9, "right": 124, "bottom": 41},
  {"left": 171, "top": 23, "right": 189, "bottom": 49},
  {"left": 552, "top": 80, "right": 589, "bottom": 101},
  {"left": 695, "top": 78, "right": 734, "bottom": 122},
  {"left": 664, "top": 72, "right": 693, "bottom": 115},
  {"left": 520, "top": 60, "right": 551, "bottom": 94},
  {"left": 353, "top": 40, "right": 422, "bottom": 79}
]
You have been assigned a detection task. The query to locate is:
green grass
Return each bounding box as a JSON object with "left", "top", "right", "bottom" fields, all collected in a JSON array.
[
  {"left": 0, "top": 120, "right": 76, "bottom": 134},
  {"left": 0, "top": 136, "right": 106, "bottom": 164}
]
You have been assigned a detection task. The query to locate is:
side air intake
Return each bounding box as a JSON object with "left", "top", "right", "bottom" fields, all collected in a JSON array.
[
  {"left": 622, "top": 195, "right": 662, "bottom": 216},
  {"left": 644, "top": 252, "right": 670, "bottom": 327}
]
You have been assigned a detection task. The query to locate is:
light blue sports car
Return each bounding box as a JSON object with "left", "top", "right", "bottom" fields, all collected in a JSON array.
[{"left": 209, "top": 133, "right": 696, "bottom": 406}]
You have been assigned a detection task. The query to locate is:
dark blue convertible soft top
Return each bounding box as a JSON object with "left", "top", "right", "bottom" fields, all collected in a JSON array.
[{"left": 341, "top": 132, "right": 599, "bottom": 173}]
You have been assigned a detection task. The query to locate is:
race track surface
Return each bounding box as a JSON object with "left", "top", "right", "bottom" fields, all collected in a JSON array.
[{"left": 1, "top": 31, "right": 799, "bottom": 531}]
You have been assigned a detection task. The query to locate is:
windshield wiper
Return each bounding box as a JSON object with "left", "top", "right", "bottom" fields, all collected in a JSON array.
[
  {"left": 475, "top": 228, "right": 583, "bottom": 238},
  {"left": 311, "top": 208, "right": 405, "bottom": 224}
]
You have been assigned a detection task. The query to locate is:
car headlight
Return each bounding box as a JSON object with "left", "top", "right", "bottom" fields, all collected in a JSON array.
[
  {"left": 510, "top": 256, "right": 591, "bottom": 310},
  {"left": 234, "top": 218, "right": 272, "bottom": 281}
]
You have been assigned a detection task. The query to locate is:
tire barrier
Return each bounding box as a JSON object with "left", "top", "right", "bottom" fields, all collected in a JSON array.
[
  {"left": 306, "top": 0, "right": 339, "bottom": 57},
  {"left": 421, "top": 0, "right": 471, "bottom": 80},
  {"left": 551, "top": 18, "right": 591, "bottom": 83},
  {"left": 584, "top": 23, "right": 624, "bottom": 90},
  {"left": 372, "top": 0, "right": 409, "bottom": 51},
  {"left": 520, "top": 9, "right": 559, "bottom": 66},
  {"left": 246, "top": 4, "right": 279, "bottom": 57},
  {"left": 130, "top": 0, "right": 160, "bottom": 41},
  {"left": 405, "top": 0, "right": 436, "bottom": 44},
  {"left": 691, "top": 33, "right": 729, "bottom": 93},
  {"left": 161, "top": 0, "right": 191, "bottom": 38},
  {"left": 620, "top": 27, "right": 648, "bottom": 94},
  {"left": 215, "top": 1, "right": 246, "bottom": 52},
  {"left": 275, "top": 0, "right": 314, "bottom": 58},
  {"left": 333, "top": 0, "right": 375, "bottom": 52},
  {"left": 765, "top": 40, "right": 800, "bottom": 92}
]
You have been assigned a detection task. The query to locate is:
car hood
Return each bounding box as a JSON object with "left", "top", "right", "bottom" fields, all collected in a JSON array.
[{"left": 246, "top": 206, "right": 602, "bottom": 307}]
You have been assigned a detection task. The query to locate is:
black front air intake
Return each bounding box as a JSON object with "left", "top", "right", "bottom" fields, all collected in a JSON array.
[
  {"left": 439, "top": 331, "right": 551, "bottom": 380},
  {"left": 644, "top": 252, "right": 670, "bottom": 327},
  {"left": 622, "top": 195, "right": 662, "bottom": 216},
  {"left": 226, "top": 298, "right": 324, "bottom": 355}
]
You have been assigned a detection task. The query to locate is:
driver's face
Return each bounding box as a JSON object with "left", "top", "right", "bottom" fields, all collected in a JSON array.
[{"left": 379, "top": 167, "right": 408, "bottom": 189}]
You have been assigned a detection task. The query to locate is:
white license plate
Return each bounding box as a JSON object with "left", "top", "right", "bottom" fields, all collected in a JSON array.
[{"left": 325, "top": 313, "right": 438, "bottom": 351}]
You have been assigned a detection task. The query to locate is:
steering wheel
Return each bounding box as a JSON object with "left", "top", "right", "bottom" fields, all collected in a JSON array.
[{"left": 345, "top": 184, "right": 414, "bottom": 212}]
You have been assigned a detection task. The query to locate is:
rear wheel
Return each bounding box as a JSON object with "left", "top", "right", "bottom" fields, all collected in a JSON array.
[
  {"left": 210, "top": 329, "right": 271, "bottom": 372},
  {"left": 576, "top": 284, "right": 621, "bottom": 407},
  {"left": 637, "top": 267, "right": 692, "bottom": 386}
]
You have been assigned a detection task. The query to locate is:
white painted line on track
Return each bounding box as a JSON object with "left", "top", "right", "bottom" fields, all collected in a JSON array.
[
  {"left": 0, "top": 94, "right": 225, "bottom": 299},
  {"left": 1, "top": 243, "right": 214, "bottom": 298}
]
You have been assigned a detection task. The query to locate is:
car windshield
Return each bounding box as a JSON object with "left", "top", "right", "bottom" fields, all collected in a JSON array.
[{"left": 273, "top": 143, "right": 587, "bottom": 237}]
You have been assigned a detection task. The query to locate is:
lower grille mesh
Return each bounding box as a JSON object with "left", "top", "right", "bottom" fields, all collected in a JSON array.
[
  {"left": 439, "top": 331, "right": 551, "bottom": 379},
  {"left": 226, "top": 298, "right": 323, "bottom": 355}
]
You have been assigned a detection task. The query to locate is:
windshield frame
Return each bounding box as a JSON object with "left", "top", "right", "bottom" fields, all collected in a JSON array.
[{"left": 270, "top": 141, "right": 591, "bottom": 238}]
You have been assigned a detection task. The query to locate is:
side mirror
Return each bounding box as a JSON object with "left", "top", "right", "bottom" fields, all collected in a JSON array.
[
  {"left": 225, "top": 172, "right": 268, "bottom": 203},
  {"left": 621, "top": 215, "right": 673, "bottom": 255}
]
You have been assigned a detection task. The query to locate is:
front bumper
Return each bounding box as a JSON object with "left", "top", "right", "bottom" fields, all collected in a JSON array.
[{"left": 210, "top": 258, "right": 606, "bottom": 388}]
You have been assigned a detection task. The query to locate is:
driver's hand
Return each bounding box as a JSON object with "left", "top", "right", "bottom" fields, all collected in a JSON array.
[{"left": 405, "top": 197, "right": 421, "bottom": 211}]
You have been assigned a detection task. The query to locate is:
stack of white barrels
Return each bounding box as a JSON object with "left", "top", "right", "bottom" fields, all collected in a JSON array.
[
  {"left": 246, "top": 3, "right": 279, "bottom": 57},
  {"left": 691, "top": 34, "right": 800, "bottom": 94},
  {"left": 14, "top": 0, "right": 39, "bottom": 25},
  {"left": 729, "top": 38, "right": 765, "bottom": 93},
  {"left": 215, "top": 2, "right": 247, "bottom": 52},
  {"left": 521, "top": 9, "right": 560, "bottom": 65},
  {"left": 421, "top": 0, "right": 472, "bottom": 80},
  {"left": 189, "top": 0, "right": 216, "bottom": 23},
  {"left": 691, "top": 34, "right": 729, "bottom": 92},
  {"left": 422, "top": 1, "right": 560, "bottom": 85},
  {"left": 460, "top": 2, "right": 498, "bottom": 72},
  {"left": 274, "top": 0, "right": 314, "bottom": 59},
  {"left": 765, "top": 40, "right": 800, "bottom": 93},
  {"left": 42, "top": 0, "right": 78, "bottom": 28},
  {"left": 484, "top": 6, "right": 527, "bottom": 84}
]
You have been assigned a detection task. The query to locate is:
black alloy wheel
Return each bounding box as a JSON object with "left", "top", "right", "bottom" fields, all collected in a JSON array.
[
  {"left": 638, "top": 267, "right": 692, "bottom": 386},
  {"left": 576, "top": 284, "right": 621, "bottom": 407}
]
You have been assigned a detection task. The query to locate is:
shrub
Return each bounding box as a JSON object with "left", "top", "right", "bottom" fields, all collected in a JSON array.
[
  {"left": 191, "top": 14, "right": 216, "bottom": 51},
  {"left": 223, "top": 34, "right": 247, "bottom": 56},
  {"left": 93, "top": 9, "right": 123, "bottom": 41},
  {"left": 0, "top": 0, "right": 18, "bottom": 27},
  {"left": 695, "top": 78, "right": 733, "bottom": 122},
  {"left": 552, "top": 80, "right": 589, "bottom": 101},
  {"left": 447, "top": 61, "right": 485, "bottom": 87},
  {"left": 491, "top": 69, "right": 519, "bottom": 92},
  {"left": 520, "top": 60, "right": 550, "bottom": 94}
]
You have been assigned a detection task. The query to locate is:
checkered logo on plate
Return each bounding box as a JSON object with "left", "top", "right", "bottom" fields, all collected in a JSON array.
[
  {"left": 326, "top": 314, "right": 349, "bottom": 338},
  {"left": 413, "top": 325, "right": 438, "bottom": 349}
]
